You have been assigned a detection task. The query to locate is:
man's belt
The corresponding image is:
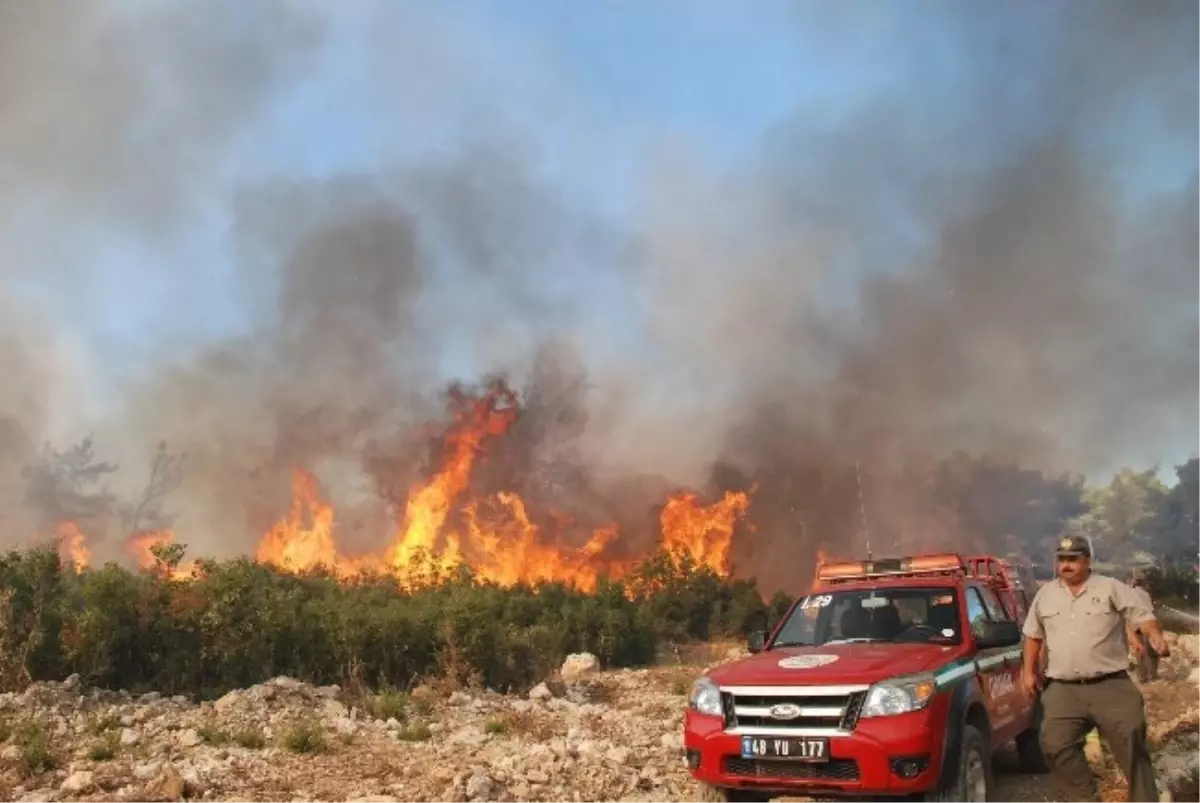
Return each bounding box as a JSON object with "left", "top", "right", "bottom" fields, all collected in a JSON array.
[{"left": 1047, "top": 670, "right": 1127, "bottom": 685}]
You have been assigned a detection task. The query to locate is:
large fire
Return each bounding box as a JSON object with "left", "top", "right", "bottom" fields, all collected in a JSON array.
[{"left": 57, "top": 383, "right": 757, "bottom": 591}]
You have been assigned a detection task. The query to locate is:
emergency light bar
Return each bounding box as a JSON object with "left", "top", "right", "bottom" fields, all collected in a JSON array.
[{"left": 816, "top": 552, "right": 967, "bottom": 583}]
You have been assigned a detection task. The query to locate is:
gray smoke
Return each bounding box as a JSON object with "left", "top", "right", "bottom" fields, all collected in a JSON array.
[
  {"left": 613, "top": 0, "right": 1198, "bottom": 479},
  {"left": 0, "top": 1, "right": 1194, "bottom": 577}
]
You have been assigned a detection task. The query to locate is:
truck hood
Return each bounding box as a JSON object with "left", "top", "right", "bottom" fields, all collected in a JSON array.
[{"left": 707, "top": 642, "right": 959, "bottom": 687}]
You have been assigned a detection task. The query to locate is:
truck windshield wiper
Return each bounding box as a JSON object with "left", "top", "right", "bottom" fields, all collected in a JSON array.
[
  {"left": 822, "top": 637, "right": 888, "bottom": 646},
  {"left": 768, "top": 640, "right": 815, "bottom": 649}
]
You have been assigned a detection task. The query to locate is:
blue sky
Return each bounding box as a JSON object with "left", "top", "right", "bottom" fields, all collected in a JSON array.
[{"left": 4, "top": 0, "right": 1196, "bottom": 482}]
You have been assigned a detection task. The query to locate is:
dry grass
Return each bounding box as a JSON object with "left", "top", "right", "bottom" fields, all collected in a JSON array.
[
  {"left": 87, "top": 731, "right": 120, "bottom": 761},
  {"left": 395, "top": 722, "right": 432, "bottom": 742},
  {"left": 484, "top": 709, "right": 560, "bottom": 741},
  {"left": 86, "top": 711, "right": 121, "bottom": 735},
  {"left": 198, "top": 722, "right": 229, "bottom": 745},
  {"left": 234, "top": 728, "right": 267, "bottom": 749},
  {"left": 654, "top": 667, "right": 700, "bottom": 696}
]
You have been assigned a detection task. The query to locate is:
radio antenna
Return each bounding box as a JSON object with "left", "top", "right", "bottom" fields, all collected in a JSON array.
[{"left": 855, "top": 461, "right": 872, "bottom": 561}]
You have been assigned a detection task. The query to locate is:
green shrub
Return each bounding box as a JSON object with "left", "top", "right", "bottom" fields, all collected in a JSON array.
[
  {"left": 233, "top": 728, "right": 266, "bottom": 749},
  {"left": 281, "top": 718, "right": 326, "bottom": 754},
  {"left": 87, "top": 731, "right": 119, "bottom": 761},
  {"left": 396, "top": 722, "right": 432, "bottom": 742},
  {"left": 0, "top": 546, "right": 782, "bottom": 697},
  {"left": 367, "top": 691, "right": 409, "bottom": 721},
  {"left": 197, "top": 723, "right": 227, "bottom": 745},
  {"left": 13, "top": 720, "right": 58, "bottom": 776}
]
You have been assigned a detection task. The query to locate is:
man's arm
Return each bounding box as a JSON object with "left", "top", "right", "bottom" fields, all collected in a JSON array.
[
  {"left": 1022, "top": 636, "right": 1044, "bottom": 673},
  {"left": 1020, "top": 590, "right": 1046, "bottom": 697}
]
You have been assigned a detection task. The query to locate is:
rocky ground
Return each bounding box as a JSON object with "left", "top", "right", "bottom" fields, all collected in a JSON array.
[{"left": 0, "top": 637, "right": 1195, "bottom": 803}]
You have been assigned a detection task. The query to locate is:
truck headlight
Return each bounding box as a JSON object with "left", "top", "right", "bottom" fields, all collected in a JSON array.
[
  {"left": 688, "top": 677, "right": 723, "bottom": 717},
  {"left": 860, "top": 675, "right": 936, "bottom": 718}
]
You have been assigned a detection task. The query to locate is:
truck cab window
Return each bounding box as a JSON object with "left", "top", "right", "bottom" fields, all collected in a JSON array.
[
  {"left": 965, "top": 587, "right": 991, "bottom": 638},
  {"left": 977, "top": 585, "right": 1011, "bottom": 622}
]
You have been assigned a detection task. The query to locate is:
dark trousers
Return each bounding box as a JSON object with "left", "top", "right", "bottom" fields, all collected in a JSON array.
[{"left": 1039, "top": 673, "right": 1159, "bottom": 801}]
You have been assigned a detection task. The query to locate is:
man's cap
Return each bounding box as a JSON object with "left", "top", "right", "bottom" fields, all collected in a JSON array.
[{"left": 1056, "top": 534, "right": 1092, "bottom": 557}]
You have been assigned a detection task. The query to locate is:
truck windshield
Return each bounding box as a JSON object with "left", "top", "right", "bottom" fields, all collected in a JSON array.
[{"left": 769, "top": 587, "right": 963, "bottom": 648}]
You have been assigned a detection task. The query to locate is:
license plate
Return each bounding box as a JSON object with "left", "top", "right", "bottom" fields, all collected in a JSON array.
[{"left": 740, "top": 736, "right": 829, "bottom": 762}]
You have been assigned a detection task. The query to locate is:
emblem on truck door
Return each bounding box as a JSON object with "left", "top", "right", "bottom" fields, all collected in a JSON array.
[{"left": 768, "top": 703, "right": 803, "bottom": 720}]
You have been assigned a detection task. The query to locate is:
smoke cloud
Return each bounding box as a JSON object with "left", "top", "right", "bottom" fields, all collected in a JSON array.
[{"left": 0, "top": 1, "right": 1194, "bottom": 587}]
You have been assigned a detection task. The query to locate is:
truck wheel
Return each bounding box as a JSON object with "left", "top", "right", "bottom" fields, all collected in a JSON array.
[
  {"left": 1015, "top": 726, "right": 1050, "bottom": 773},
  {"left": 695, "top": 783, "right": 770, "bottom": 802},
  {"left": 924, "top": 724, "right": 990, "bottom": 802}
]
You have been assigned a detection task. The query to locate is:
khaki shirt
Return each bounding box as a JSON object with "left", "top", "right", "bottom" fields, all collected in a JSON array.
[{"left": 1021, "top": 573, "right": 1155, "bottom": 680}]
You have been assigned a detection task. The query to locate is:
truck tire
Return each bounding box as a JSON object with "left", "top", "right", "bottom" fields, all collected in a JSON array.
[
  {"left": 924, "top": 724, "right": 990, "bottom": 802},
  {"left": 695, "top": 783, "right": 770, "bottom": 802}
]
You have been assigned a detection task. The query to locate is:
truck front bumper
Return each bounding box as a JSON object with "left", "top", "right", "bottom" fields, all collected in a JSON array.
[{"left": 684, "top": 709, "right": 947, "bottom": 797}]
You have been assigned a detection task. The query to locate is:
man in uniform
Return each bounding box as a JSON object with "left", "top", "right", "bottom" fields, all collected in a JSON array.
[{"left": 1021, "top": 534, "right": 1170, "bottom": 802}]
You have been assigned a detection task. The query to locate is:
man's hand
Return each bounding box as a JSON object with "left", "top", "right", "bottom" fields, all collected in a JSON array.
[
  {"left": 1147, "top": 629, "right": 1170, "bottom": 657},
  {"left": 1021, "top": 665, "right": 1043, "bottom": 699}
]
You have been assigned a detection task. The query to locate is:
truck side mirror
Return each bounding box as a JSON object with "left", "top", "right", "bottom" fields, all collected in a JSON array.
[
  {"left": 974, "top": 619, "right": 1021, "bottom": 650},
  {"left": 747, "top": 630, "right": 767, "bottom": 654}
]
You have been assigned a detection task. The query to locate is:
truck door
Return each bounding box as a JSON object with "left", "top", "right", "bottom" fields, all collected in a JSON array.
[{"left": 966, "top": 585, "right": 1028, "bottom": 745}]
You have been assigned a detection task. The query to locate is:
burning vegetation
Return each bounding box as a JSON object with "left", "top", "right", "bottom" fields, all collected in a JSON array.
[{"left": 45, "top": 378, "right": 752, "bottom": 592}]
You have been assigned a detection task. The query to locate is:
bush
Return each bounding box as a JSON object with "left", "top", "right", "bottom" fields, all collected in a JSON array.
[
  {"left": 233, "top": 728, "right": 266, "bottom": 749},
  {"left": 13, "top": 720, "right": 58, "bottom": 776},
  {"left": 0, "top": 545, "right": 791, "bottom": 697},
  {"left": 280, "top": 718, "right": 326, "bottom": 754},
  {"left": 87, "top": 731, "right": 119, "bottom": 761},
  {"left": 1146, "top": 563, "right": 1199, "bottom": 609}
]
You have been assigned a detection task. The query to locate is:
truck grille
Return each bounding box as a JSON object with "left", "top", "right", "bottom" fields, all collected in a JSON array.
[
  {"left": 719, "top": 685, "right": 870, "bottom": 735},
  {"left": 723, "top": 756, "right": 861, "bottom": 781}
]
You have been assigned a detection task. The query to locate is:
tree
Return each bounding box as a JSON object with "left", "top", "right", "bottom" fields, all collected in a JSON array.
[
  {"left": 21, "top": 436, "right": 118, "bottom": 536},
  {"left": 120, "top": 441, "right": 186, "bottom": 537},
  {"left": 1152, "top": 458, "right": 1199, "bottom": 563},
  {"left": 1070, "top": 468, "right": 1169, "bottom": 564}
]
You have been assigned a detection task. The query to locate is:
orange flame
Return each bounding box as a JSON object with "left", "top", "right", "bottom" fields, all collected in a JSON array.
[
  {"left": 385, "top": 385, "right": 519, "bottom": 578},
  {"left": 57, "top": 521, "right": 90, "bottom": 573},
  {"left": 63, "top": 382, "right": 761, "bottom": 592},
  {"left": 255, "top": 469, "right": 341, "bottom": 574},
  {"left": 659, "top": 490, "right": 749, "bottom": 576},
  {"left": 461, "top": 492, "right": 619, "bottom": 592}
]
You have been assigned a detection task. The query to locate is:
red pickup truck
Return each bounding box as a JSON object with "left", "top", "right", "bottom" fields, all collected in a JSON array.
[{"left": 684, "top": 552, "right": 1047, "bottom": 801}]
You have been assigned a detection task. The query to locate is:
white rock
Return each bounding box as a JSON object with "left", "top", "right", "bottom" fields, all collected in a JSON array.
[
  {"left": 465, "top": 772, "right": 494, "bottom": 801},
  {"left": 133, "top": 761, "right": 163, "bottom": 781},
  {"left": 20, "top": 790, "right": 54, "bottom": 802},
  {"left": 605, "top": 745, "right": 632, "bottom": 766},
  {"left": 528, "top": 682, "right": 553, "bottom": 702},
  {"left": 178, "top": 728, "right": 202, "bottom": 748},
  {"left": 560, "top": 653, "right": 600, "bottom": 683},
  {"left": 61, "top": 770, "right": 93, "bottom": 793},
  {"left": 119, "top": 727, "right": 141, "bottom": 746}
]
